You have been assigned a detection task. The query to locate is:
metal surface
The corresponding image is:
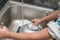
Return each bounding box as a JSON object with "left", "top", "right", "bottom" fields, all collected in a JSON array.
[
  {"left": 0, "top": 1, "right": 54, "bottom": 40},
  {"left": 0, "top": 1, "right": 54, "bottom": 32},
  {"left": 0, "top": 0, "right": 8, "bottom": 10},
  {"left": 20, "top": 23, "right": 42, "bottom": 33}
]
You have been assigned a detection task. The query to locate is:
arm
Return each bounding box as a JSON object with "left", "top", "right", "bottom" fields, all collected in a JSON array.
[
  {"left": 32, "top": 10, "right": 60, "bottom": 25},
  {"left": 41, "top": 10, "right": 60, "bottom": 22},
  {"left": 0, "top": 26, "right": 9, "bottom": 38},
  {"left": 8, "top": 10, "right": 59, "bottom": 40},
  {"left": 7, "top": 27, "right": 51, "bottom": 40}
]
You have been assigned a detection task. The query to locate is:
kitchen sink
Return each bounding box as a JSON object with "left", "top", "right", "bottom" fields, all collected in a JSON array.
[
  {"left": 0, "top": 1, "right": 54, "bottom": 32},
  {"left": 0, "top": 0, "right": 54, "bottom": 40}
]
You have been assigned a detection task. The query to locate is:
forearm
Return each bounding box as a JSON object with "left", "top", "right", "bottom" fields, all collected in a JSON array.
[
  {"left": 7, "top": 28, "right": 51, "bottom": 40},
  {"left": 41, "top": 10, "right": 60, "bottom": 22}
]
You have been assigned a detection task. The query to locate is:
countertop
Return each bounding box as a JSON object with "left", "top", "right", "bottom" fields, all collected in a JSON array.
[{"left": 8, "top": 0, "right": 60, "bottom": 10}]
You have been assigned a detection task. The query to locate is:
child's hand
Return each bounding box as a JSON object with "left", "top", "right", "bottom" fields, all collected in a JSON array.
[
  {"left": 0, "top": 25, "right": 9, "bottom": 38},
  {"left": 31, "top": 18, "right": 43, "bottom": 25}
]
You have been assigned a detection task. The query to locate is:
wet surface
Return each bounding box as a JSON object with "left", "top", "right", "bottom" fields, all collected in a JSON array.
[
  {"left": 12, "top": 0, "right": 60, "bottom": 10},
  {"left": 0, "top": 0, "right": 8, "bottom": 10}
]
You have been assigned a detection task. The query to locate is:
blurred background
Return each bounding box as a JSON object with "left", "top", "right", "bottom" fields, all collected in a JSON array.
[
  {"left": 0, "top": 0, "right": 60, "bottom": 10},
  {"left": 12, "top": 0, "right": 60, "bottom": 10}
]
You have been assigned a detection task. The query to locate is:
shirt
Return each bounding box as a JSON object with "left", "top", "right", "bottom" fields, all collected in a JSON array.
[{"left": 48, "top": 21, "right": 60, "bottom": 40}]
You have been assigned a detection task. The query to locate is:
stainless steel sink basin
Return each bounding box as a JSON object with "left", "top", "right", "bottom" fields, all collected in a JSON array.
[
  {"left": 0, "top": 1, "right": 54, "bottom": 40},
  {"left": 0, "top": 1, "right": 54, "bottom": 32}
]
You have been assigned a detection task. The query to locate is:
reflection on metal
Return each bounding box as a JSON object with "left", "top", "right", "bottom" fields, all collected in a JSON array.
[
  {"left": 0, "top": 0, "right": 54, "bottom": 31},
  {"left": 0, "top": 0, "right": 54, "bottom": 40},
  {"left": 20, "top": 23, "right": 42, "bottom": 33},
  {"left": 0, "top": 0, "right": 54, "bottom": 33}
]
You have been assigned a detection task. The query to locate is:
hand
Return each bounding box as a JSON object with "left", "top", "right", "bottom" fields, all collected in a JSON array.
[
  {"left": 0, "top": 25, "right": 9, "bottom": 38},
  {"left": 31, "top": 18, "right": 43, "bottom": 25}
]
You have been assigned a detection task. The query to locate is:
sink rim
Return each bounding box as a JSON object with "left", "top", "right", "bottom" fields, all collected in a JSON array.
[{"left": 0, "top": 0, "right": 54, "bottom": 20}]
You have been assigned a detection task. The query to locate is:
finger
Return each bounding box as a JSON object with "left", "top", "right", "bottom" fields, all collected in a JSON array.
[
  {"left": 32, "top": 23, "right": 37, "bottom": 26},
  {"left": 2, "top": 27, "right": 8, "bottom": 31},
  {"left": 3, "top": 26, "right": 8, "bottom": 30},
  {"left": 31, "top": 21, "right": 35, "bottom": 25},
  {"left": 34, "top": 23, "right": 38, "bottom": 26}
]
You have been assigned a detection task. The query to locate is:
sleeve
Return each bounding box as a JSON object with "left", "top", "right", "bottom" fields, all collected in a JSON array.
[
  {"left": 48, "top": 28, "right": 57, "bottom": 39},
  {"left": 47, "top": 21, "right": 60, "bottom": 39}
]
